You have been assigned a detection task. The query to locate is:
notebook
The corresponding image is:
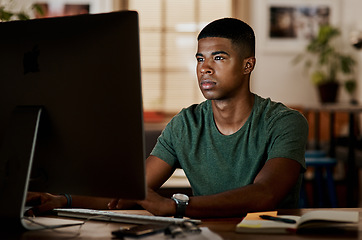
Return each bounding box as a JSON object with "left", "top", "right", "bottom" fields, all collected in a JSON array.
[{"left": 236, "top": 210, "right": 359, "bottom": 234}]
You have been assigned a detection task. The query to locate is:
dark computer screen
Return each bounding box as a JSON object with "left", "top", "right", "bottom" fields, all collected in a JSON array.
[{"left": 0, "top": 10, "right": 146, "bottom": 209}]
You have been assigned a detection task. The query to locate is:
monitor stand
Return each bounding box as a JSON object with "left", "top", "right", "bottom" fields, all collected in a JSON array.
[{"left": 0, "top": 106, "right": 42, "bottom": 231}]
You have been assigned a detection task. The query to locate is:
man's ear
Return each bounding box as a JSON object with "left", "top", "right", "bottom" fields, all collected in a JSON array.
[{"left": 243, "top": 57, "right": 256, "bottom": 74}]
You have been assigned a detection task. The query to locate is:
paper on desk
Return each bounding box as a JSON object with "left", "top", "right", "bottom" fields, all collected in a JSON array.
[
  {"left": 243, "top": 211, "right": 278, "bottom": 220},
  {"left": 124, "top": 227, "right": 222, "bottom": 240},
  {"left": 22, "top": 216, "right": 84, "bottom": 230}
]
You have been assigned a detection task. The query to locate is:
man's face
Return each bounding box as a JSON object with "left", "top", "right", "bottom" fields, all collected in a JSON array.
[{"left": 196, "top": 37, "right": 248, "bottom": 100}]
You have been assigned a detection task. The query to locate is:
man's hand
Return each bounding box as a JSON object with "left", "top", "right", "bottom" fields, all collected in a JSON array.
[
  {"left": 26, "top": 192, "right": 67, "bottom": 216},
  {"left": 136, "top": 188, "right": 175, "bottom": 216},
  {"left": 108, "top": 156, "right": 176, "bottom": 216},
  {"left": 108, "top": 188, "right": 175, "bottom": 217},
  {"left": 107, "top": 198, "right": 136, "bottom": 210}
]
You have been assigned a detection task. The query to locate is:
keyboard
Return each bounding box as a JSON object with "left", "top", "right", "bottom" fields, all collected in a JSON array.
[{"left": 54, "top": 208, "right": 201, "bottom": 225}]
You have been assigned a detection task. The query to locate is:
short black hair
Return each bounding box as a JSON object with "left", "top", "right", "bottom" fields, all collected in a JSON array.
[{"left": 197, "top": 18, "right": 255, "bottom": 58}]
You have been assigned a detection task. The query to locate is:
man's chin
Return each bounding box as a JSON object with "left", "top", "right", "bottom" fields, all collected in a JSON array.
[
  {"left": 201, "top": 90, "right": 217, "bottom": 100},
  {"left": 202, "top": 93, "right": 224, "bottom": 101}
]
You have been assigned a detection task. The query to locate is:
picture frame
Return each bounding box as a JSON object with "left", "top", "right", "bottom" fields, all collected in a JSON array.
[
  {"left": 256, "top": 0, "right": 341, "bottom": 54},
  {"left": 33, "top": 0, "right": 113, "bottom": 17}
]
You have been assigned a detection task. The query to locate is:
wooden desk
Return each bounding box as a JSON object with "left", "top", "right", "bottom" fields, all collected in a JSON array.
[{"left": 3, "top": 208, "right": 362, "bottom": 239}]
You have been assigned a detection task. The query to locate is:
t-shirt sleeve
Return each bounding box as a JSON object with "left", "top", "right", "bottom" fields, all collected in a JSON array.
[
  {"left": 150, "top": 116, "right": 180, "bottom": 168},
  {"left": 267, "top": 110, "right": 308, "bottom": 171}
]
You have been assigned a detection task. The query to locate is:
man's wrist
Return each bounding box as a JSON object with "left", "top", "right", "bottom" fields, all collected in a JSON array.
[
  {"left": 171, "top": 193, "right": 189, "bottom": 218},
  {"left": 170, "top": 197, "right": 177, "bottom": 216},
  {"left": 59, "top": 193, "right": 72, "bottom": 208}
]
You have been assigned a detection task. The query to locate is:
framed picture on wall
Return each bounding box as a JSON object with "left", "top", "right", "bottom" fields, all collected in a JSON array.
[
  {"left": 33, "top": 0, "right": 113, "bottom": 18},
  {"left": 258, "top": 0, "right": 340, "bottom": 53}
]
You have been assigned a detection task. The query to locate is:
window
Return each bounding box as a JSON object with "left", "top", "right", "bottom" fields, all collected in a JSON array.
[{"left": 128, "top": 0, "right": 232, "bottom": 113}]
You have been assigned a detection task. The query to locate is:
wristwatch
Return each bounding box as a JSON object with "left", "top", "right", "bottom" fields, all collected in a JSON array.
[{"left": 171, "top": 193, "right": 189, "bottom": 218}]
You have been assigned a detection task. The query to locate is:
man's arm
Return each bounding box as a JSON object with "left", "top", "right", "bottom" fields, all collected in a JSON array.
[
  {"left": 26, "top": 192, "right": 114, "bottom": 215},
  {"left": 184, "top": 157, "right": 301, "bottom": 217},
  {"left": 27, "top": 155, "right": 300, "bottom": 218},
  {"left": 26, "top": 155, "right": 175, "bottom": 215},
  {"left": 137, "top": 156, "right": 301, "bottom": 218},
  {"left": 107, "top": 155, "right": 176, "bottom": 211}
]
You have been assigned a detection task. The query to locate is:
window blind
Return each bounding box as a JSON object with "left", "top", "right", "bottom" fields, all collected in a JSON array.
[{"left": 128, "top": 0, "right": 231, "bottom": 113}]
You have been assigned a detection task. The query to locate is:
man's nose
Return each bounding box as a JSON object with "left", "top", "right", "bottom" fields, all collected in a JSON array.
[{"left": 200, "top": 61, "right": 213, "bottom": 74}]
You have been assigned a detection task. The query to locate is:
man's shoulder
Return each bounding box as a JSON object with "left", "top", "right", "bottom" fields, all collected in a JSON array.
[
  {"left": 164, "top": 101, "right": 211, "bottom": 133},
  {"left": 254, "top": 95, "right": 308, "bottom": 126},
  {"left": 173, "top": 100, "right": 210, "bottom": 121},
  {"left": 255, "top": 95, "right": 302, "bottom": 115}
]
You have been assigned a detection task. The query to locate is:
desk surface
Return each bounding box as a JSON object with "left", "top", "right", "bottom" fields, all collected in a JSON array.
[{"left": 5, "top": 208, "right": 362, "bottom": 240}]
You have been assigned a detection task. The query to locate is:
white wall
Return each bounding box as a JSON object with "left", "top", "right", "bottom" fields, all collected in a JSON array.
[
  {"left": 249, "top": 0, "right": 362, "bottom": 107},
  {"left": 341, "top": 0, "right": 362, "bottom": 104}
]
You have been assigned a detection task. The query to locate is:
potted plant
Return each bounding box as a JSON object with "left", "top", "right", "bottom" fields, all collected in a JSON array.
[{"left": 294, "top": 24, "right": 357, "bottom": 103}]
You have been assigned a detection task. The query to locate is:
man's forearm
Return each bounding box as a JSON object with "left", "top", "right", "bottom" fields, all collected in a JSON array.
[
  {"left": 184, "top": 158, "right": 301, "bottom": 218},
  {"left": 185, "top": 183, "right": 276, "bottom": 218}
]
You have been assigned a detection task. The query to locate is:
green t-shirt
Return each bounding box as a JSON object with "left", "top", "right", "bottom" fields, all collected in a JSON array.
[{"left": 151, "top": 94, "right": 308, "bottom": 208}]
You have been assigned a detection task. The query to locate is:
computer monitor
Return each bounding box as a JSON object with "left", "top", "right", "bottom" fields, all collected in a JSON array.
[{"left": 0, "top": 11, "right": 146, "bottom": 228}]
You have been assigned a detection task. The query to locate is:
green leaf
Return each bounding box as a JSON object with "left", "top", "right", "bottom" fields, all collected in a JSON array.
[
  {"left": 345, "top": 80, "right": 357, "bottom": 94},
  {"left": 340, "top": 55, "right": 356, "bottom": 74},
  {"left": 311, "top": 71, "right": 327, "bottom": 85},
  {"left": 17, "top": 12, "right": 30, "bottom": 20},
  {"left": 0, "top": 7, "right": 14, "bottom": 21},
  {"left": 32, "top": 4, "right": 45, "bottom": 16}
]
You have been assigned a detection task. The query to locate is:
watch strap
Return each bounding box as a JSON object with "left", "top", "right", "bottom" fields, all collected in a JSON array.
[{"left": 172, "top": 197, "right": 188, "bottom": 218}]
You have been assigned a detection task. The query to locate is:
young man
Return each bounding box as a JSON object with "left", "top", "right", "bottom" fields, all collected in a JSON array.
[{"left": 27, "top": 18, "right": 308, "bottom": 218}]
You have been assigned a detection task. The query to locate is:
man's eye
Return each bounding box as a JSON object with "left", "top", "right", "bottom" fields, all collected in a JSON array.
[
  {"left": 214, "top": 56, "right": 224, "bottom": 60},
  {"left": 197, "top": 57, "right": 204, "bottom": 62}
]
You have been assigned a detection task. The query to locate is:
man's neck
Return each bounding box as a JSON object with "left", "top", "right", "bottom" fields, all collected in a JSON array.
[{"left": 211, "top": 93, "right": 255, "bottom": 135}]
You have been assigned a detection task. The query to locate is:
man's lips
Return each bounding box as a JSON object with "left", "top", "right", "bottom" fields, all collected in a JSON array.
[{"left": 200, "top": 79, "right": 216, "bottom": 90}]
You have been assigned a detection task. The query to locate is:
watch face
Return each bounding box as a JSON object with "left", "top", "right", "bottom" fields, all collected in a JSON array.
[{"left": 173, "top": 193, "right": 189, "bottom": 201}]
